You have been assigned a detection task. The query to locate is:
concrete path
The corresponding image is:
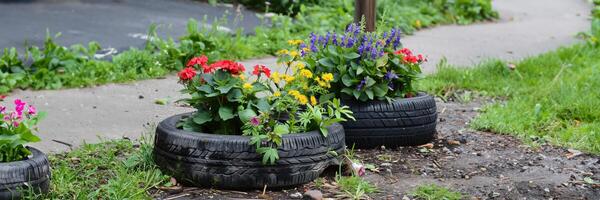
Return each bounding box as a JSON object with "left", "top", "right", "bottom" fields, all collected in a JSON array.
[
  {"left": 2, "top": 0, "right": 591, "bottom": 152},
  {"left": 0, "top": 0, "right": 261, "bottom": 52}
]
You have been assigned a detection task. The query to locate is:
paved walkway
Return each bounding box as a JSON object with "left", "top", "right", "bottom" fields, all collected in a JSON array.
[{"left": 2, "top": 0, "right": 591, "bottom": 152}]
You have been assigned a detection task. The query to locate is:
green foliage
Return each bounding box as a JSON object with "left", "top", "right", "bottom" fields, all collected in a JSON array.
[
  {"left": 0, "top": 101, "right": 44, "bottom": 162},
  {"left": 27, "top": 138, "right": 169, "bottom": 199},
  {"left": 411, "top": 184, "right": 462, "bottom": 200},
  {"left": 335, "top": 173, "right": 377, "bottom": 200},
  {"left": 419, "top": 44, "right": 600, "bottom": 153}
]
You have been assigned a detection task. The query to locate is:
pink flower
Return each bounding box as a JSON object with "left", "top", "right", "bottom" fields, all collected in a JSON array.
[
  {"left": 352, "top": 162, "right": 366, "bottom": 176},
  {"left": 12, "top": 121, "right": 19, "bottom": 127},
  {"left": 28, "top": 105, "right": 37, "bottom": 115},
  {"left": 250, "top": 116, "right": 260, "bottom": 126},
  {"left": 14, "top": 99, "right": 26, "bottom": 116},
  {"left": 0, "top": 105, "right": 5, "bottom": 114}
]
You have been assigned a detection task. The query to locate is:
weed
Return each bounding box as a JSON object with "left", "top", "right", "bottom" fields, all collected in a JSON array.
[
  {"left": 335, "top": 173, "right": 377, "bottom": 200},
  {"left": 411, "top": 184, "right": 462, "bottom": 200}
]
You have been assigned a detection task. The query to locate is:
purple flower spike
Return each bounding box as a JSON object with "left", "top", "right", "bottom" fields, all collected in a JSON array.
[
  {"left": 357, "top": 78, "right": 367, "bottom": 90},
  {"left": 384, "top": 70, "right": 399, "bottom": 80}
]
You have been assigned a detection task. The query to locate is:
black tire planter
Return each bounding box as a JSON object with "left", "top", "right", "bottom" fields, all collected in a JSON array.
[
  {"left": 342, "top": 92, "right": 437, "bottom": 149},
  {"left": 153, "top": 113, "right": 345, "bottom": 189},
  {"left": 0, "top": 147, "right": 51, "bottom": 199}
]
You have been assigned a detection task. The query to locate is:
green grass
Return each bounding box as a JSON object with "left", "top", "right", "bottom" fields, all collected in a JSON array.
[
  {"left": 411, "top": 184, "right": 462, "bottom": 200},
  {"left": 419, "top": 44, "right": 600, "bottom": 153},
  {"left": 335, "top": 174, "right": 378, "bottom": 200},
  {"left": 27, "top": 136, "right": 170, "bottom": 199}
]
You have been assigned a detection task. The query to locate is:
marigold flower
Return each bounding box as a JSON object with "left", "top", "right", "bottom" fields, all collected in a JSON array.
[
  {"left": 276, "top": 49, "right": 289, "bottom": 55},
  {"left": 288, "top": 90, "right": 300, "bottom": 97},
  {"left": 297, "top": 95, "right": 308, "bottom": 105},
  {"left": 252, "top": 64, "right": 271, "bottom": 78},
  {"left": 321, "top": 73, "right": 334, "bottom": 82},
  {"left": 178, "top": 67, "right": 197, "bottom": 81},
  {"left": 293, "top": 62, "right": 305, "bottom": 69},
  {"left": 273, "top": 91, "right": 281, "bottom": 97},
  {"left": 243, "top": 83, "right": 253, "bottom": 90},
  {"left": 289, "top": 50, "right": 299, "bottom": 57},
  {"left": 300, "top": 69, "right": 313, "bottom": 78},
  {"left": 284, "top": 75, "right": 295, "bottom": 83},
  {"left": 271, "top": 72, "right": 281, "bottom": 83},
  {"left": 287, "top": 39, "right": 304, "bottom": 45},
  {"left": 310, "top": 96, "right": 317, "bottom": 106}
]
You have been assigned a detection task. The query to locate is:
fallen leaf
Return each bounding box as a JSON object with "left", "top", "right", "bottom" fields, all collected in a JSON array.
[
  {"left": 155, "top": 98, "right": 168, "bottom": 105},
  {"left": 566, "top": 149, "right": 583, "bottom": 159},
  {"left": 448, "top": 140, "right": 461, "bottom": 145},
  {"left": 418, "top": 143, "right": 434, "bottom": 149},
  {"left": 170, "top": 177, "right": 177, "bottom": 186}
]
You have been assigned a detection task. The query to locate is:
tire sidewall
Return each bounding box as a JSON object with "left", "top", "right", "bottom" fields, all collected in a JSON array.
[{"left": 0, "top": 147, "right": 51, "bottom": 199}]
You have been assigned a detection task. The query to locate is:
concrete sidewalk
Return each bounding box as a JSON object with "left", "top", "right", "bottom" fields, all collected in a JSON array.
[{"left": 2, "top": 0, "right": 591, "bottom": 152}]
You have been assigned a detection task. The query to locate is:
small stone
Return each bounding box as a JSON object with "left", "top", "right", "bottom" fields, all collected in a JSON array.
[
  {"left": 402, "top": 195, "right": 410, "bottom": 200},
  {"left": 476, "top": 152, "right": 482, "bottom": 156},
  {"left": 453, "top": 148, "right": 463, "bottom": 154},
  {"left": 544, "top": 188, "right": 550, "bottom": 193},
  {"left": 290, "top": 192, "right": 302, "bottom": 199},
  {"left": 138, "top": 95, "right": 144, "bottom": 99},
  {"left": 380, "top": 145, "right": 386, "bottom": 150},
  {"left": 303, "top": 190, "right": 323, "bottom": 200}
]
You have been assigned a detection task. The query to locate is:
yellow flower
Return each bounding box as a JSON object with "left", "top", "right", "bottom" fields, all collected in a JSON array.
[
  {"left": 293, "top": 62, "right": 305, "bottom": 69},
  {"left": 243, "top": 83, "right": 253, "bottom": 90},
  {"left": 284, "top": 75, "right": 295, "bottom": 83},
  {"left": 310, "top": 96, "right": 317, "bottom": 106},
  {"left": 238, "top": 74, "right": 246, "bottom": 80},
  {"left": 300, "top": 69, "right": 313, "bottom": 78},
  {"left": 273, "top": 91, "right": 281, "bottom": 97},
  {"left": 414, "top": 20, "right": 422, "bottom": 29},
  {"left": 288, "top": 90, "right": 300, "bottom": 97},
  {"left": 302, "top": 47, "right": 310, "bottom": 52},
  {"left": 276, "top": 49, "right": 289, "bottom": 55},
  {"left": 271, "top": 72, "right": 281, "bottom": 83},
  {"left": 321, "top": 73, "right": 334, "bottom": 82},
  {"left": 289, "top": 50, "right": 299, "bottom": 57},
  {"left": 297, "top": 95, "right": 308, "bottom": 105},
  {"left": 287, "top": 39, "right": 304, "bottom": 45}
]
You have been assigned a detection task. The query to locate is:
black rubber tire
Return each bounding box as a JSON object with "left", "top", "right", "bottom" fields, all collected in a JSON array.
[
  {"left": 342, "top": 92, "right": 437, "bottom": 149},
  {"left": 153, "top": 113, "right": 345, "bottom": 189},
  {"left": 0, "top": 147, "right": 51, "bottom": 199}
]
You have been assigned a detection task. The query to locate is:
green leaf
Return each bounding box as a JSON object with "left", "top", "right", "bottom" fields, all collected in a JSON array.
[
  {"left": 365, "top": 89, "right": 374, "bottom": 100},
  {"left": 273, "top": 124, "right": 290, "bottom": 135},
  {"left": 192, "top": 111, "right": 212, "bottom": 125},
  {"left": 365, "top": 76, "right": 376, "bottom": 87},
  {"left": 373, "top": 83, "right": 388, "bottom": 97},
  {"left": 257, "top": 147, "right": 279, "bottom": 165},
  {"left": 319, "top": 58, "right": 335, "bottom": 68},
  {"left": 356, "top": 66, "right": 364, "bottom": 75},
  {"left": 344, "top": 52, "right": 361, "bottom": 59},
  {"left": 255, "top": 98, "right": 271, "bottom": 112},
  {"left": 226, "top": 88, "right": 243, "bottom": 102},
  {"left": 319, "top": 126, "right": 329, "bottom": 137},
  {"left": 218, "top": 106, "right": 234, "bottom": 120},
  {"left": 197, "top": 85, "right": 213, "bottom": 94},
  {"left": 238, "top": 108, "right": 257, "bottom": 123},
  {"left": 341, "top": 74, "right": 354, "bottom": 87}
]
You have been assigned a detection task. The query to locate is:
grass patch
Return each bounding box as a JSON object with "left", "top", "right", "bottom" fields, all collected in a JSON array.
[
  {"left": 27, "top": 136, "right": 170, "bottom": 199},
  {"left": 419, "top": 44, "right": 600, "bottom": 153},
  {"left": 411, "top": 184, "right": 462, "bottom": 200},
  {"left": 335, "top": 174, "right": 378, "bottom": 200}
]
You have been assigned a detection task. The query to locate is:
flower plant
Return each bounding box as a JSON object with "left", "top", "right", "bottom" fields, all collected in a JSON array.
[
  {"left": 0, "top": 99, "right": 45, "bottom": 162},
  {"left": 178, "top": 55, "right": 353, "bottom": 164},
  {"left": 291, "top": 23, "right": 426, "bottom": 102}
]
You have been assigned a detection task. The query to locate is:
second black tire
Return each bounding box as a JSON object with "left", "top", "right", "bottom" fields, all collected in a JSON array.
[
  {"left": 342, "top": 92, "right": 437, "bottom": 148},
  {"left": 153, "top": 113, "right": 346, "bottom": 189}
]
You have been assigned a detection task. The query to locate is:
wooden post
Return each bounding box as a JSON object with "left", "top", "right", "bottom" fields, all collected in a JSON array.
[{"left": 355, "top": 0, "right": 376, "bottom": 32}]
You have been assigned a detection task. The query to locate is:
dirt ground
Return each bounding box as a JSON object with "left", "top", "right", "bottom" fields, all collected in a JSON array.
[{"left": 155, "top": 98, "right": 600, "bottom": 200}]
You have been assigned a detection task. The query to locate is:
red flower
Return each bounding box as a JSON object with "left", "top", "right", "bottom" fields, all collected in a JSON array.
[
  {"left": 208, "top": 60, "right": 245, "bottom": 75},
  {"left": 186, "top": 55, "right": 208, "bottom": 68},
  {"left": 395, "top": 48, "right": 425, "bottom": 64},
  {"left": 178, "top": 67, "right": 197, "bottom": 81},
  {"left": 394, "top": 48, "right": 413, "bottom": 56},
  {"left": 252, "top": 64, "right": 271, "bottom": 77}
]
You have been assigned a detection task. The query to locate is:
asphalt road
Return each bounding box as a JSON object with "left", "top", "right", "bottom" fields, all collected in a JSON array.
[{"left": 0, "top": 0, "right": 262, "bottom": 52}]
